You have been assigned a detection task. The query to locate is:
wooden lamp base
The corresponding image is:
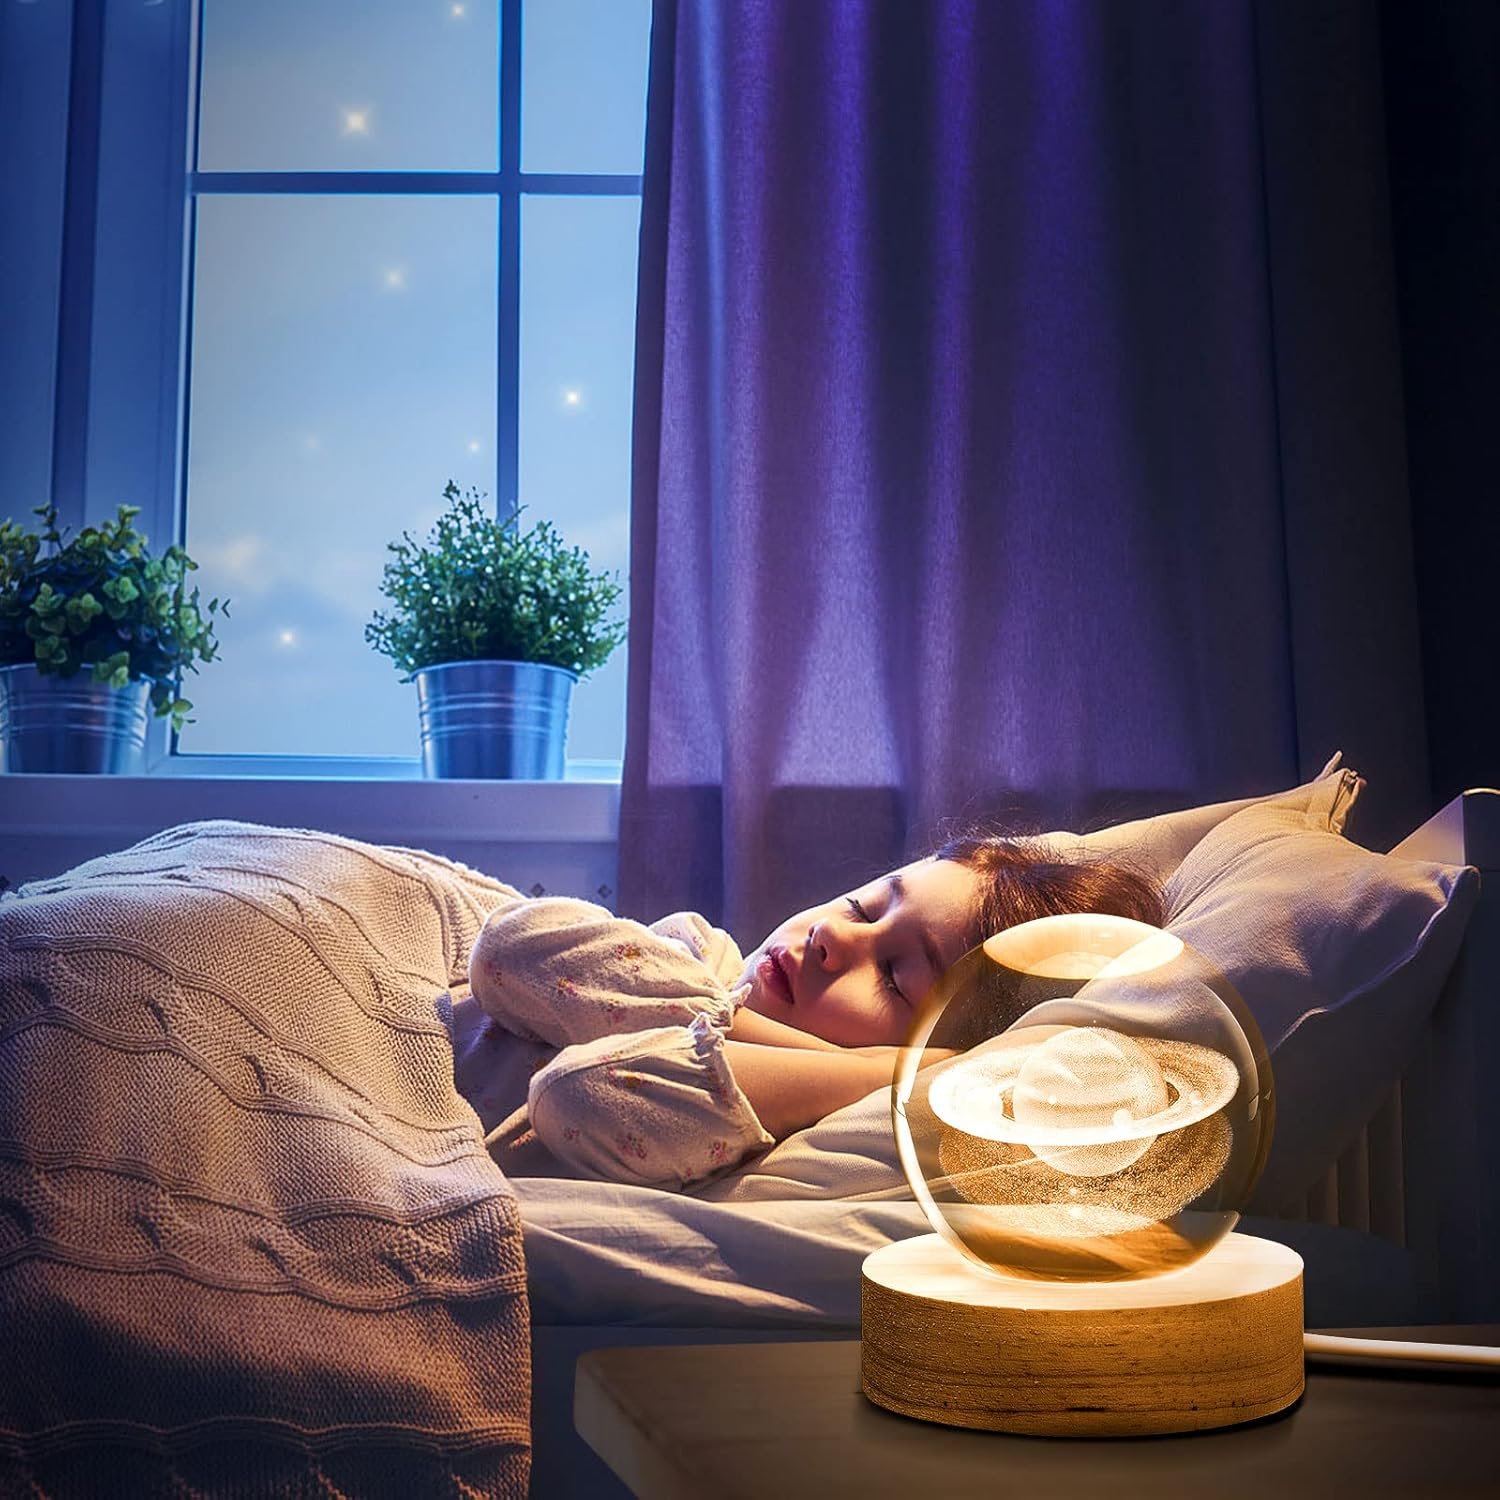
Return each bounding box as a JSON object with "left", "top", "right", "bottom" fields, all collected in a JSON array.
[{"left": 861, "top": 1231, "right": 1304, "bottom": 1436}]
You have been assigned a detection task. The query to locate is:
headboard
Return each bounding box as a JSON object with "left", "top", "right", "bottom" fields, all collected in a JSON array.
[{"left": 1277, "top": 788, "right": 1499, "bottom": 1321}]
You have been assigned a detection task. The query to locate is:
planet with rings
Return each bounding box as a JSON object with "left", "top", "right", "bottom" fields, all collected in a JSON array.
[{"left": 925, "top": 1022, "right": 1241, "bottom": 1178}]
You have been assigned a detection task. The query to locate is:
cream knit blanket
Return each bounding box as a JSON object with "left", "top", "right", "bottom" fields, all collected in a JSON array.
[{"left": 0, "top": 820, "right": 531, "bottom": 1498}]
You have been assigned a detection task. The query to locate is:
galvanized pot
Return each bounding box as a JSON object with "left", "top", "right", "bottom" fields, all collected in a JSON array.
[
  {"left": 413, "top": 659, "right": 576, "bottom": 779},
  {"left": 0, "top": 663, "right": 151, "bottom": 774}
]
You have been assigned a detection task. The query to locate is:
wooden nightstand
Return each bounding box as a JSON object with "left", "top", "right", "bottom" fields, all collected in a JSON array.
[{"left": 575, "top": 1328, "right": 1500, "bottom": 1498}]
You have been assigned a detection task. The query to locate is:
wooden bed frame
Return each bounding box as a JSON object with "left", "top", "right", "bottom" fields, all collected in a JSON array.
[{"left": 527, "top": 788, "right": 1500, "bottom": 1497}]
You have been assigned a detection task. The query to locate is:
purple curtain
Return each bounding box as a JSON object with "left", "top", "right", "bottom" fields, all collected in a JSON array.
[{"left": 621, "top": 0, "right": 1428, "bottom": 941}]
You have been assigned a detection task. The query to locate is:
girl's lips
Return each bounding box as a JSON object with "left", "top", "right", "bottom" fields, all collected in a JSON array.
[{"left": 758, "top": 950, "right": 794, "bottom": 1006}]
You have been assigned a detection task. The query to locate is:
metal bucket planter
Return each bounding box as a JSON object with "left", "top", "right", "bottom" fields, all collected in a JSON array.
[
  {"left": 0, "top": 663, "right": 150, "bottom": 774},
  {"left": 414, "top": 659, "right": 576, "bottom": 779}
]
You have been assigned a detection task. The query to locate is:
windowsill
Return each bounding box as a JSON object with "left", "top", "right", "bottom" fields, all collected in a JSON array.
[
  {"left": 0, "top": 771, "right": 620, "bottom": 845},
  {"left": 139, "top": 754, "right": 623, "bottom": 783}
]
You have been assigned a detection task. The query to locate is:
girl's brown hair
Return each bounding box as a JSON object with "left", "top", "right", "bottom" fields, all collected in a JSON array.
[{"left": 931, "top": 831, "right": 1167, "bottom": 953}]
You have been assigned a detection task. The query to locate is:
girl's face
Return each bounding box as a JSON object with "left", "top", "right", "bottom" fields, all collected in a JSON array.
[{"left": 736, "top": 857, "right": 981, "bottom": 1048}]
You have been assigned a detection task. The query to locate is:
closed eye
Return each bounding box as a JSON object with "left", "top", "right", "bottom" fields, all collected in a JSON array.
[{"left": 845, "top": 896, "right": 906, "bottom": 1004}]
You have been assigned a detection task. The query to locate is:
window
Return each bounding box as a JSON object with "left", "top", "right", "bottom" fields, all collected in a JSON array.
[{"left": 174, "top": 0, "right": 648, "bottom": 771}]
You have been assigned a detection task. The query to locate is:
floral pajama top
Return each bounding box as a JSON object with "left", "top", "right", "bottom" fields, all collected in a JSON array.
[{"left": 451, "top": 896, "right": 774, "bottom": 1192}]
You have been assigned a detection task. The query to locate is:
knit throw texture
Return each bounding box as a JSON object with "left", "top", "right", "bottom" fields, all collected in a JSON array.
[{"left": 0, "top": 820, "right": 531, "bottom": 1498}]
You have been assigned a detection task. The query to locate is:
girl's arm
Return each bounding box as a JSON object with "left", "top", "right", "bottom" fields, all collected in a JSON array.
[
  {"left": 722, "top": 1041, "right": 889, "bottom": 1139},
  {"left": 724, "top": 1005, "right": 846, "bottom": 1052},
  {"left": 468, "top": 897, "right": 743, "bottom": 1047},
  {"left": 726, "top": 1008, "right": 961, "bottom": 1069},
  {"left": 527, "top": 1019, "right": 775, "bottom": 1190},
  {"left": 721, "top": 1041, "right": 953, "bottom": 1141},
  {"left": 525, "top": 1029, "right": 958, "bottom": 1191}
]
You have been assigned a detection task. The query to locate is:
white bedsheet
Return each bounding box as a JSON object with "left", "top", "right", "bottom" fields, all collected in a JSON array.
[{"left": 513, "top": 1178, "right": 929, "bottom": 1327}]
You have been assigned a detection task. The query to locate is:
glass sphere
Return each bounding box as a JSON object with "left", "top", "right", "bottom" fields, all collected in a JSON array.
[{"left": 892, "top": 913, "right": 1273, "bottom": 1283}]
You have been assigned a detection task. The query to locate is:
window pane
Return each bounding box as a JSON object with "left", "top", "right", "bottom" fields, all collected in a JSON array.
[
  {"left": 521, "top": 0, "right": 650, "bottom": 174},
  {"left": 197, "top": 0, "right": 498, "bottom": 173},
  {"left": 520, "top": 195, "right": 640, "bottom": 763},
  {"left": 182, "top": 194, "right": 498, "bottom": 756},
  {"left": 0, "top": 0, "right": 70, "bottom": 518}
]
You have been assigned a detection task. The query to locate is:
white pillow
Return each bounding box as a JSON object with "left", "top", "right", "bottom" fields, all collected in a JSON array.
[{"left": 1163, "top": 795, "right": 1478, "bottom": 1210}]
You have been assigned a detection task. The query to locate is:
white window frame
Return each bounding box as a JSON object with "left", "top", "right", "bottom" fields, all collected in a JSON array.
[{"left": 53, "top": 0, "right": 640, "bottom": 785}]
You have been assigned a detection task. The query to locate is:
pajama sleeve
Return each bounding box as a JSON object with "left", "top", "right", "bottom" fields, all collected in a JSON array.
[
  {"left": 466, "top": 896, "right": 746, "bottom": 1045},
  {"left": 643, "top": 911, "right": 747, "bottom": 990},
  {"left": 527, "top": 1013, "right": 774, "bottom": 1190}
]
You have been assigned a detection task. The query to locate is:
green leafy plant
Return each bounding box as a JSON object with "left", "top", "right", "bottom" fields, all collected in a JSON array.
[
  {"left": 0, "top": 504, "right": 229, "bottom": 733},
  {"left": 365, "top": 481, "right": 626, "bottom": 679}
]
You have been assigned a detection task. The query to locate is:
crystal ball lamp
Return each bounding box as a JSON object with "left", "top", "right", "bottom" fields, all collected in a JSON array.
[{"left": 859, "top": 914, "right": 1306, "bottom": 1436}]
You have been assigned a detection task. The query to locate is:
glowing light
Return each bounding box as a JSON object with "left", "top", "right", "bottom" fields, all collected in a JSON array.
[
  {"left": 342, "top": 109, "right": 370, "bottom": 137},
  {"left": 563, "top": 388, "right": 583, "bottom": 408},
  {"left": 278, "top": 629, "right": 297, "bottom": 647},
  {"left": 983, "top": 917, "right": 1184, "bottom": 977},
  {"left": 383, "top": 267, "right": 407, "bottom": 291},
  {"left": 450, "top": 2, "right": 467, "bottom": 15},
  {"left": 467, "top": 439, "right": 482, "bottom": 454}
]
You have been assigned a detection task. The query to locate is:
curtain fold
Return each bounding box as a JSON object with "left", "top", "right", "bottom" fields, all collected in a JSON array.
[{"left": 622, "top": 0, "right": 1428, "bottom": 942}]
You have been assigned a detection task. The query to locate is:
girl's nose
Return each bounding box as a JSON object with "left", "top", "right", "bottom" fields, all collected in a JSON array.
[{"left": 808, "top": 916, "right": 851, "bottom": 970}]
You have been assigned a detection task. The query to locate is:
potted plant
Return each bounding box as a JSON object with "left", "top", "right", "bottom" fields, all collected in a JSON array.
[
  {"left": 366, "top": 481, "right": 626, "bottom": 779},
  {"left": 0, "top": 504, "right": 228, "bottom": 774}
]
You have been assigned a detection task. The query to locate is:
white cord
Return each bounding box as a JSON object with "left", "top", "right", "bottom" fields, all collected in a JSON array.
[{"left": 1304, "top": 1332, "right": 1500, "bottom": 1370}]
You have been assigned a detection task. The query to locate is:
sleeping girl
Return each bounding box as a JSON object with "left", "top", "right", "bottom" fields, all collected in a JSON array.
[{"left": 452, "top": 832, "right": 1163, "bottom": 1192}]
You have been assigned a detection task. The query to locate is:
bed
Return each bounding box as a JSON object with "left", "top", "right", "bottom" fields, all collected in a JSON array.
[
  {"left": 521, "top": 780, "right": 1498, "bottom": 1498},
  {"left": 1, "top": 775, "right": 1493, "bottom": 1499}
]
